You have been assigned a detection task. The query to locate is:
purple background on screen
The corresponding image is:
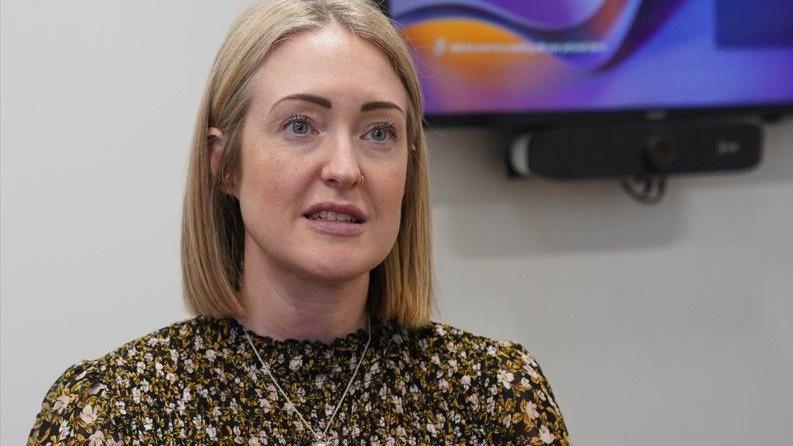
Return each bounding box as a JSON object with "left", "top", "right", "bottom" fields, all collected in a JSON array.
[
  {"left": 392, "top": 0, "right": 607, "bottom": 28},
  {"left": 390, "top": 0, "right": 793, "bottom": 115}
]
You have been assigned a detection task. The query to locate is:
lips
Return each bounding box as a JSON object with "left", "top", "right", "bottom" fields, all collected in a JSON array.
[
  {"left": 303, "top": 202, "right": 367, "bottom": 223},
  {"left": 302, "top": 202, "right": 367, "bottom": 237}
]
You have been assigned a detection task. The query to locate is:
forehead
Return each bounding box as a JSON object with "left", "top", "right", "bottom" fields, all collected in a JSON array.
[{"left": 251, "top": 22, "right": 408, "bottom": 112}]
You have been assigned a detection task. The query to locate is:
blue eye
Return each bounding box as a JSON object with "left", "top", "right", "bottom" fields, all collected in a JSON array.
[
  {"left": 370, "top": 127, "right": 387, "bottom": 141},
  {"left": 368, "top": 122, "right": 398, "bottom": 142},
  {"left": 281, "top": 115, "right": 315, "bottom": 137},
  {"left": 289, "top": 119, "right": 310, "bottom": 135}
]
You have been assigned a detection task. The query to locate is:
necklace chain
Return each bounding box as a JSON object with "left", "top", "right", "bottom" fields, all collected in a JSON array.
[{"left": 243, "top": 317, "right": 372, "bottom": 445}]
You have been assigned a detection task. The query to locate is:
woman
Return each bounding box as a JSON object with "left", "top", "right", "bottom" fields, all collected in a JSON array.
[{"left": 28, "top": 1, "right": 570, "bottom": 444}]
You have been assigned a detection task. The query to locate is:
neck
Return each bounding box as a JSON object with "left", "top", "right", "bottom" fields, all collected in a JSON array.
[{"left": 236, "top": 245, "right": 370, "bottom": 345}]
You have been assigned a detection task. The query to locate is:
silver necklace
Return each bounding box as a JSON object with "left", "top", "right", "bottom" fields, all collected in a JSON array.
[{"left": 242, "top": 316, "right": 372, "bottom": 446}]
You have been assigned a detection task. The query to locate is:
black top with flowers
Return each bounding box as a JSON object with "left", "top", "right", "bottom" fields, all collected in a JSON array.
[{"left": 27, "top": 316, "right": 570, "bottom": 445}]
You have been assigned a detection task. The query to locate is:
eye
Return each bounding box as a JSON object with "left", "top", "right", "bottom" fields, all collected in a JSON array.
[
  {"left": 291, "top": 120, "right": 309, "bottom": 135},
  {"left": 366, "top": 122, "right": 398, "bottom": 143},
  {"left": 370, "top": 127, "right": 388, "bottom": 141},
  {"left": 282, "top": 115, "right": 314, "bottom": 136}
]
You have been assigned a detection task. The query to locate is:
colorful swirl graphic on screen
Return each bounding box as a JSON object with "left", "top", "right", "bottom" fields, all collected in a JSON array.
[
  {"left": 392, "top": 0, "right": 642, "bottom": 113},
  {"left": 390, "top": 0, "right": 793, "bottom": 115}
]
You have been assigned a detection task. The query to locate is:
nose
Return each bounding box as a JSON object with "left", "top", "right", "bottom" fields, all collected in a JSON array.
[{"left": 320, "top": 131, "right": 363, "bottom": 189}]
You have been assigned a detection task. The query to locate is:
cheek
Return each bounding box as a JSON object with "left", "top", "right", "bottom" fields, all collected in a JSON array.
[
  {"left": 237, "top": 154, "right": 295, "bottom": 221},
  {"left": 243, "top": 143, "right": 297, "bottom": 190},
  {"left": 378, "top": 158, "right": 409, "bottom": 232}
]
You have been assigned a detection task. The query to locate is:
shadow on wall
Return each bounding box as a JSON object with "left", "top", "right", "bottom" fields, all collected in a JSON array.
[{"left": 426, "top": 119, "right": 793, "bottom": 258}]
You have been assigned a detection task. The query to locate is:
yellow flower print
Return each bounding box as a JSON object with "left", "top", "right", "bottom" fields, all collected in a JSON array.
[
  {"left": 511, "top": 399, "right": 540, "bottom": 427},
  {"left": 539, "top": 425, "right": 556, "bottom": 444},
  {"left": 53, "top": 394, "right": 71, "bottom": 414},
  {"left": 79, "top": 404, "right": 98, "bottom": 425},
  {"left": 88, "top": 430, "right": 105, "bottom": 446}
]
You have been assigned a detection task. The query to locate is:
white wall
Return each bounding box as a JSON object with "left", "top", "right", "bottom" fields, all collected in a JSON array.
[
  {"left": 2, "top": 1, "right": 792, "bottom": 445},
  {"left": 427, "top": 123, "right": 793, "bottom": 445}
]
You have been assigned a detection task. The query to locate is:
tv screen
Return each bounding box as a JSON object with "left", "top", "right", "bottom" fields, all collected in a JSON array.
[{"left": 386, "top": 0, "right": 793, "bottom": 121}]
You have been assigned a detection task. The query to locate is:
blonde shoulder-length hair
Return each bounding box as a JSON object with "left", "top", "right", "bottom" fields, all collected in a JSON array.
[{"left": 180, "top": 0, "right": 434, "bottom": 329}]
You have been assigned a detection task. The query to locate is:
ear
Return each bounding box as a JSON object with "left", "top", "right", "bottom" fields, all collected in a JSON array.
[
  {"left": 208, "top": 127, "right": 225, "bottom": 177},
  {"left": 208, "top": 127, "right": 238, "bottom": 197}
]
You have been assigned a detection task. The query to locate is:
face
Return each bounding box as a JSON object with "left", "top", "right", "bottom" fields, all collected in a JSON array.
[{"left": 211, "top": 23, "right": 409, "bottom": 285}]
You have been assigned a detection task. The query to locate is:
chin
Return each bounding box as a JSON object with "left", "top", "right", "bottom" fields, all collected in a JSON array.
[
  {"left": 301, "top": 263, "right": 371, "bottom": 284},
  {"left": 291, "top": 250, "right": 374, "bottom": 282}
]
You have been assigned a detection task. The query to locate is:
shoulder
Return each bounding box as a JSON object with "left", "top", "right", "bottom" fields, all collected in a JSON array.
[
  {"left": 27, "top": 316, "right": 217, "bottom": 445},
  {"left": 75, "top": 316, "right": 220, "bottom": 392},
  {"left": 407, "top": 320, "right": 543, "bottom": 375},
  {"left": 27, "top": 357, "right": 120, "bottom": 446},
  {"left": 405, "top": 321, "right": 571, "bottom": 445}
]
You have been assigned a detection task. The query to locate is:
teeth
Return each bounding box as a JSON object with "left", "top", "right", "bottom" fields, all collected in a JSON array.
[{"left": 309, "top": 210, "right": 358, "bottom": 222}]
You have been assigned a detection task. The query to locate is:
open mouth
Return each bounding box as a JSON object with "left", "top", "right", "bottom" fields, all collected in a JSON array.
[{"left": 304, "top": 210, "right": 364, "bottom": 224}]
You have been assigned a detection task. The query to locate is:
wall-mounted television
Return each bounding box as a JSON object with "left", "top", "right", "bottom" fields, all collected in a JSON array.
[{"left": 383, "top": 0, "right": 793, "bottom": 126}]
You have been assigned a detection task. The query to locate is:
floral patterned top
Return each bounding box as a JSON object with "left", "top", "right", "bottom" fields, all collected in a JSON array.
[{"left": 27, "top": 316, "right": 570, "bottom": 445}]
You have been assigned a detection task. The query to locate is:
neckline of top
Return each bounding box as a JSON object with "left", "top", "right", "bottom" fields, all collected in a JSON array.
[{"left": 223, "top": 316, "right": 383, "bottom": 352}]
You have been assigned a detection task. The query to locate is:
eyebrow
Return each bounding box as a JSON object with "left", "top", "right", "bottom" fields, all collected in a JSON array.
[{"left": 271, "top": 94, "right": 404, "bottom": 115}]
